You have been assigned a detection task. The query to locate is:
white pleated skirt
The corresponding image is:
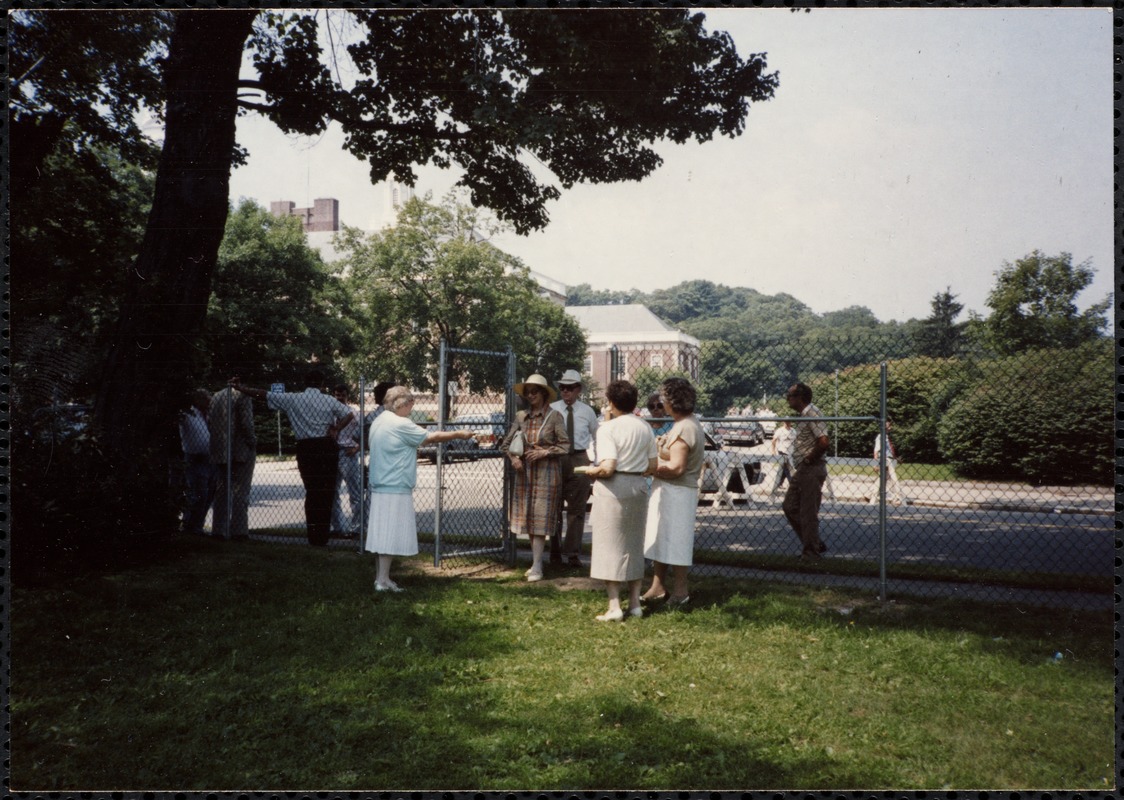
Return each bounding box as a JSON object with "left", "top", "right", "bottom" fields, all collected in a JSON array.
[
  {"left": 643, "top": 481, "right": 698, "bottom": 566},
  {"left": 364, "top": 492, "right": 419, "bottom": 556}
]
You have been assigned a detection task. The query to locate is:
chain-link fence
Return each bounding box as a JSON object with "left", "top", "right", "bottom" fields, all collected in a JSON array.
[{"left": 194, "top": 333, "right": 1112, "bottom": 609}]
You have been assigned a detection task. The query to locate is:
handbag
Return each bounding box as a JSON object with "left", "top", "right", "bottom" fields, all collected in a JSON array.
[
  {"left": 508, "top": 408, "right": 558, "bottom": 457},
  {"left": 508, "top": 428, "right": 525, "bottom": 457}
]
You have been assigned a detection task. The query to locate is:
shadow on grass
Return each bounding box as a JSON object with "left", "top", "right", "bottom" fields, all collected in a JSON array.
[
  {"left": 11, "top": 540, "right": 1115, "bottom": 790},
  {"left": 697, "top": 579, "right": 1114, "bottom": 676}
]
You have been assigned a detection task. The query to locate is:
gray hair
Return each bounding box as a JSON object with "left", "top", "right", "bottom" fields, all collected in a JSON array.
[{"left": 384, "top": 386, "right": 414, "bottom": 412}]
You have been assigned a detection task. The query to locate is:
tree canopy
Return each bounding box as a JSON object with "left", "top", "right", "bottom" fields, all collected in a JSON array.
[
  {"left": 971, "top": 251, "right": 1109, "bottom": 355},
  {"left": 204, "top": 200, "right": 358, "bottom": 387},
  {"left": 9, "top": 10, "right": 171, "bottom": 189},
  {"left": 244, "top": 9, "right": 777, "bottom": 234},
  {"left": 339, "top": 192, "right": 587, "bottom": 393},
  {"left": 10, "top": 8, "right": 781, "bottom": 532},
  {"left": 914, "top": 288, "right": 966, "bottom": 358}
]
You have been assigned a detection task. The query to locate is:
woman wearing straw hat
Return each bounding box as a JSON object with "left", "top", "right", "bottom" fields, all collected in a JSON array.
[{"left": 499, "top": 374, "right": 570, "bottom": 581}]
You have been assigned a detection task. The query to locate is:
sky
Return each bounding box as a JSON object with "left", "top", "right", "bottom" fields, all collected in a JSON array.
[{"left": 226, "top": 7, "right": 1114, "bottom": 323}]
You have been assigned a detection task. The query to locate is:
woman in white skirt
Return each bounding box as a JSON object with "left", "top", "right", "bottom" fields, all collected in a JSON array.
[
  {"left": 641, "top": 377, "right": 706, "bottom": 608},
  {"left": 585, "top": 380, "right": 658, "bottom": 622},
  {"left": 366, "top": 386, "right": 475, "bottom": 592}
]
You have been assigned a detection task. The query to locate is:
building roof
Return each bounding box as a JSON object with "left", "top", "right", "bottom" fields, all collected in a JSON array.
[{"left": 566, "top": 304, "right": 699, "bottom": 347}]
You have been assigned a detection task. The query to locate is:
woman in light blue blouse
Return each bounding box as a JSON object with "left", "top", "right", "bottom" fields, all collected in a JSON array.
[{"left": 365, "top": 386, "right": 474, "bottom": 593}]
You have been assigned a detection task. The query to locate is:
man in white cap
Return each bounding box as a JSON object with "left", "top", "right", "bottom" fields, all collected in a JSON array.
[{"left": 549, "top": 369, "right": 599, "bottom": 566}]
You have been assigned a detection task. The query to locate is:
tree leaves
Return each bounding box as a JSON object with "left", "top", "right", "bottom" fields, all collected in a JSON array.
[{"left": 340, "top": 192, "right": 586, "bottom": 391}]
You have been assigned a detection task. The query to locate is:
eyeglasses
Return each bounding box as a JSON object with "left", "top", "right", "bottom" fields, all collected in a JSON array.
[
  {"left": 647, "top": 404, "right": 662, "bottom": 412},
  {"left": 559, "top": 384, "right": 581, "bottom": 391}
]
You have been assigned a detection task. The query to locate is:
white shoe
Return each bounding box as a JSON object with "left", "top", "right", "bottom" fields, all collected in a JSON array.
[
  {"left": 595, "top": 608, "right": 625, "bottom": 622},
  {"left": 628, "top": 606, "right": 643, "bottom": 618},
  {"left": 525, "top": 570, "right": 543, "bottom": 583},
  {"left": 375, "top": 581, "right": 404, "bottom": 593}
]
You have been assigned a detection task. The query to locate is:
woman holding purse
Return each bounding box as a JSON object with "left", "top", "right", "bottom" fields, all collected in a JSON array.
[{"left": 500, "top": 374, "right": 570, "bottom": 581}]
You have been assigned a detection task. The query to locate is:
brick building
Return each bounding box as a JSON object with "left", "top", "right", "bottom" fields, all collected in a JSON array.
[
  {"left": 565, "top": 304, "right": 700, "bottom": 390},
  {"left": 269, "top": 198, "right": 339, "bottom": 232}
]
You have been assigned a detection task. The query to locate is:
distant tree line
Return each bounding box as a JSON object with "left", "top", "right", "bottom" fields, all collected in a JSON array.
[{"left": 569, "top": 255, "right": 1110, "bottom": 486}]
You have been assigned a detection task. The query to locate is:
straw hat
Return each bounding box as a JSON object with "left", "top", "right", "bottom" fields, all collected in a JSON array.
[{"left": 513, "top": 374, "right": 557, "bottom": 403}]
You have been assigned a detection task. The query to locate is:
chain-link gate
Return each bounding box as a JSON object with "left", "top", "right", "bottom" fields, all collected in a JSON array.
[{"left": 429, "top": 340, "right": 517, "bottom": 568}]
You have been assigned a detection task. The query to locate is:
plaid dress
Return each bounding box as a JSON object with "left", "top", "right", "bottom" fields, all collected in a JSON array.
[{"left": 501, "top": 407, "right": 570, "bottom": 538}]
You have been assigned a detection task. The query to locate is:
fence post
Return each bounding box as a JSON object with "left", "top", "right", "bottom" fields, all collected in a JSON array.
[
  {"left": 505, "top": 346, "right": 517, "bottom": 567},
  {"left": 434, "top": 339, "right": 449, "bottom": 567},
  {"left": 878, "top": 361, "right": 888, "bottom": 603},
  {"left": 833, "top": 369, "right": 839, "bottom": 458},
  {"left": 357, "top": 375, "right": 367, "bottom": 552},
  {"left": 225, "top": 386, "right": 233, "bottom": 538}
]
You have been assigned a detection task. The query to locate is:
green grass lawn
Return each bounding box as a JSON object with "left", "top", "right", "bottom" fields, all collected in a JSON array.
[
  {"left": 11, "top": 536, "right": 1114, "bottom": 791},
  {"left": 825, "top": 461, "right": 959, "bottom": 481}
]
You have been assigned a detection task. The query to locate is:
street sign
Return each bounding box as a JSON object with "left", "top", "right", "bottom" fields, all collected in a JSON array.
[{"left": 270, "top": 383, "right": 285, "bottom": 394}]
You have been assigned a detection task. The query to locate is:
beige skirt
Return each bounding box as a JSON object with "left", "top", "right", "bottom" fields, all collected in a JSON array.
[{"left": 589, "top": 473, "right": 650, "bottom": 582}]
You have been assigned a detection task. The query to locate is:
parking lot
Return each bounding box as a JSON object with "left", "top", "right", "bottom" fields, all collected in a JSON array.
[{"left": 230, "top": 443, "right": 1112, "bottom": 583}]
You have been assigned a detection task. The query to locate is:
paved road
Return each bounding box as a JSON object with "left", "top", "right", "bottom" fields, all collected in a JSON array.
[{"left": 230, "top": 456, "right": 1112, "bottom": 579}]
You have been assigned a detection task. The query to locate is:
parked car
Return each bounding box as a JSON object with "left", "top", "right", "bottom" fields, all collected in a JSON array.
[
  {"left": 712, "top": 419, "right": 766, "bottom": 447},
  {"left": 418, "top": 432, "right": 482, "bottom": 464},
  {"left": 417, "top": 413, "right": 511, "bottom": 462},
  {"left": 699, "top": 429, "right": 762, "bottom": 495},
  {"left": 451, "top": 412, "right": 508, "bottom": 449},
  {"left": 585, "top": 426, "right": 760, "bottom": 511}
]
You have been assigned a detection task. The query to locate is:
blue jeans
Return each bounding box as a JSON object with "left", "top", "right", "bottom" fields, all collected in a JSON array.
[{"left": 331, "top": 450, "right": 365, "bottom": 534}]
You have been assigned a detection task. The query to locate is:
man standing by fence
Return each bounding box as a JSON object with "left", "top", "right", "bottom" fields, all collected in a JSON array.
[
  {"left": 782, "top": 382, "right": 830, "bottom": 559},
  {"left": 178, "top": 388, "right": 215, "bottom": 535},
  {"left": 209, "top": 385, "right": 257, "bottom": 540},
  {"left": 873, "top": 420, "right": 908, "bottom": 506},
  {"left": 330, "top": 384, "right": 364, "bottom": 538},
  {"left": 234, "top": 371, "right": 354, "bottom": 547},
  {"left": 550, "top": 369, "right": 598, "bottom": 567},
  {"left": 768, "top": 419, "right": 796, "bottom": 497}
]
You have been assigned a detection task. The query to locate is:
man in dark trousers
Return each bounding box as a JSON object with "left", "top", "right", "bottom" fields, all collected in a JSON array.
[
  {"left": 549, "top": 369, "right": 599, "bottom": 567},
  {"left": 234, "top": 371, "right": 354, "bottom": 546}
]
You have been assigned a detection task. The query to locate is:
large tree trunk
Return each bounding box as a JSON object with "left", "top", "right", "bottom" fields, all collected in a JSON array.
[{"left": 95, "top": 11, "right": 256, "bottom": 516}]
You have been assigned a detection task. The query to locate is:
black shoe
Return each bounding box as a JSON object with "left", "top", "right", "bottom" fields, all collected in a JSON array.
[
  {"left": 567, "top": 556, "right": 583, "bottom": 568},
  {"left": 817, "top": 541, "right": 828, "bottom": 554}
]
